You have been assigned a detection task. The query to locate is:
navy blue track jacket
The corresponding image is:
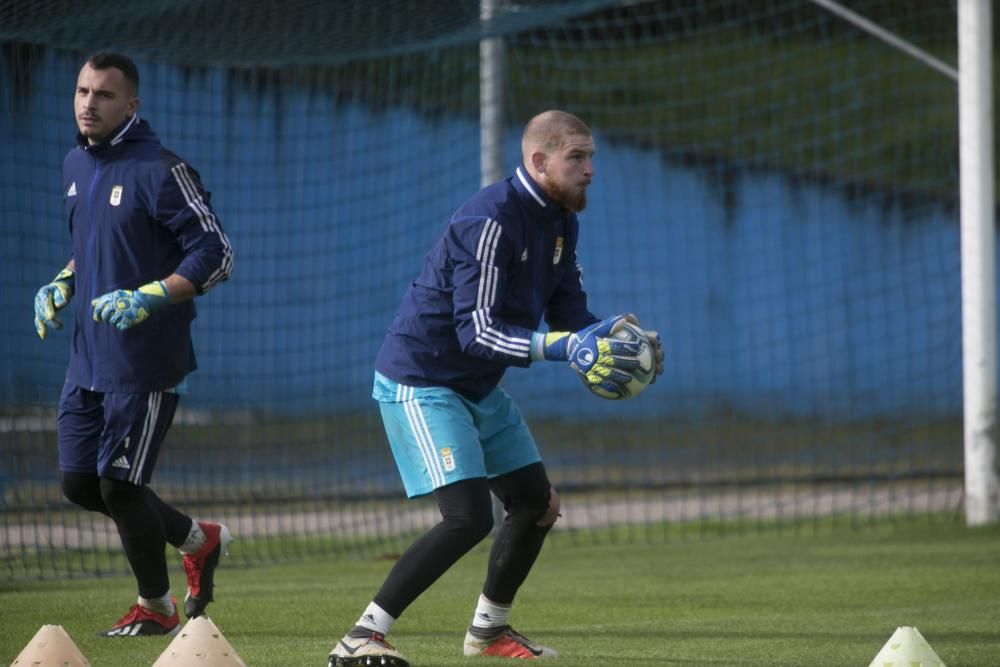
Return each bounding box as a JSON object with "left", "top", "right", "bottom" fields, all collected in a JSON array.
[
  {"left": 375, "top": 164, "right": 599, "bottom": 401},
  {"left": 62, "top": 115, "right": 233, "bottom": 392}
]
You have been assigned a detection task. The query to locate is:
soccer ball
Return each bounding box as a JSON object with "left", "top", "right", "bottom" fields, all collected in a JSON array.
[{"left": 582, "top": 321, "right": 656, "bottom": 400}]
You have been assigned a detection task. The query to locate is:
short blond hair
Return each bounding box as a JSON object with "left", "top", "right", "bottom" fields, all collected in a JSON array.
[{"left": 521, "top": 110, "right": 591, "bottom": 159}]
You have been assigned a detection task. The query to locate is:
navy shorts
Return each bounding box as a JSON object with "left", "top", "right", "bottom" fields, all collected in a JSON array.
[{"left": 57, "top": 381, "right": 179, "bottom": 486}]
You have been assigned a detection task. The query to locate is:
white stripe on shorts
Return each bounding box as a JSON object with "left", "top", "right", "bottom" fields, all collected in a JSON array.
[
  {"left": 400, "top": 386, "right": 447, "bottom": 489},
  {"left": 129, "top": 391, "right": 161, "bottom": 484}
]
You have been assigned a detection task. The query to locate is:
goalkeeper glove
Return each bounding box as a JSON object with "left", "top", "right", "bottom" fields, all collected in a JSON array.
[
  {"left": 531, "top": 314, "right": 643, "bottom": 396},
  {"left": 34, "top": 268, "right": 75, "bottom": 340},
  {"left": 92, "top": 280, "right": 170, "bottom": 331},
  {"left": 600, "top": 314, "right": 666, "bottom": 384},
  {"left": 645, "top": 329, "right": 665, "bottom": 382}
]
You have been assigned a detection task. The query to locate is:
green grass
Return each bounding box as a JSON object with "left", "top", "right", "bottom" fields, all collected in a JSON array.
[{"left": 3, "top": 517, "right": 999, "bottom": 666}]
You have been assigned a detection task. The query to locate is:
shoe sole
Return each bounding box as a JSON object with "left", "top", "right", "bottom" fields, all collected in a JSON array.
[
  {"left": 100, "top": 623, "right": 180, "bottom": 638},
  {"left": 464, "top": 632, "right": 559, "bottom": 659},
  {"left": 328, "top": 656, "right": 409, "bottom": 667},
  {"left": 185, "top": 524, "right": 233, "bottom": 618}
]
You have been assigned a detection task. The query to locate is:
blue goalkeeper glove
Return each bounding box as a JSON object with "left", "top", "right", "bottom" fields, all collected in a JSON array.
[
  {"left": 531, "top": 314, "right": 644, "bottom": 396},
  {"left": 91, "top": 281, "right": 170, "bottom": 331},
  {"left": 34, "top": 268, "right": 75, "bottom": 340}
]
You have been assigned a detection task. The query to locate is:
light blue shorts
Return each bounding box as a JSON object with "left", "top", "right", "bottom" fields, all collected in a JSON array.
[{"left": 373, "top": 372, "right": 541, "bottom": 498}]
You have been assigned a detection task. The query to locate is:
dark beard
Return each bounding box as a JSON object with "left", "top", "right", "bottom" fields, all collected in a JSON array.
[{"left": 546, "top": 179, "right": 587, "bottom": 213}]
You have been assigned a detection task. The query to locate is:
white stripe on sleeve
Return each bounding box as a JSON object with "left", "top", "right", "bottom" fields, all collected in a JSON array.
[
  {"left": 170, "top": 163, "right": 233, "bottom": 292},
  {"left": 470, "top": 218, "right": 530, "bottom": 358}
]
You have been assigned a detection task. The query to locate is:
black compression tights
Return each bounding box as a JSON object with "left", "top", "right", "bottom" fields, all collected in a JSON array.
[
  {"left": 61, "top": 472, "right": 193, "bottom": 599},
  {"left": 373, "top": 462, "right": 555, "bottom": 618},
  {"left": 374, "top": 477, "right": 495, "bottom": 618},
  {"left": 483, "top": 462, "right": 556, "bottom": 605}
]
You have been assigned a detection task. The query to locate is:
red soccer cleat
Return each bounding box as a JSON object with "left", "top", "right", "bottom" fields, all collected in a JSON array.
[
  {"left": 100, "top": 598, "right": 179, "bottom": 637},
  {"left": 182, "top": 521, "right": 233, "bottom": 618},
  {"left": 463, "top": 625, "right": 558, "bottom": 659}
]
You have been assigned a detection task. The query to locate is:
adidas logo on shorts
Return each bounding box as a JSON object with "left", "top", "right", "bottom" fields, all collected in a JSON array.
[{"left": 111, "top": 456, "right": 131, "bottom": 470}]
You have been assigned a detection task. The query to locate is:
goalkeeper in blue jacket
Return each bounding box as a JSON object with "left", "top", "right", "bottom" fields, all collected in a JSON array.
[
  {"left": 33, "top": 52, "right": 234, "bottom": 638},
  {"left": 328, "top": 110, "right": 663, "bottom": 666}
]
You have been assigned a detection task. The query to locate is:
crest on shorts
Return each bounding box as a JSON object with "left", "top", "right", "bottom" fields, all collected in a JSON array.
[
  {"left": 110, "top": 185, "right": 123, "bottom": 206},
  {"left": 440, "top": 447, "right": 456, "bottom": 472},
  {"left": 553, "top": 237, "right": 564, "bottom": 264}
]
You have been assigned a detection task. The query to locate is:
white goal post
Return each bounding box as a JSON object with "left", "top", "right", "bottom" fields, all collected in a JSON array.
[{"left": 959, "top": 0, "right": 998, "bottom": 526}]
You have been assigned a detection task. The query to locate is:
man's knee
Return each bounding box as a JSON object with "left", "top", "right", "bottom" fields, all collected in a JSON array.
[
  {"left": 436, "top": 478, "right": 495, "bottom": 544},
  {"left": 61, "top": 472, "right": 107, "bottom": 514},
  {"left": 99, "top": 476, "right": 143, "bottom": 513},
  {"left": 536, "top": 487, "right": 561, "bottom": 527},
  {"left": 444, "top": 494, "right": 495, "bottom": 543}
]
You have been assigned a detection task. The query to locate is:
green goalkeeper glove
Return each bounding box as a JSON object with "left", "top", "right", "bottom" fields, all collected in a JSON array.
[
  {"left": 531, "top": 314, "right": 643, "bottom": 395},
  {"left": 91, "top": 281, "right": 170, "bottom": 331},
  {"left": 34, "top": 268, "right": 75, "bottom": 340}
]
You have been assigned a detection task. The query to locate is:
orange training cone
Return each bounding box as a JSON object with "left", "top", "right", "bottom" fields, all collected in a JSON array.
[
  {"left": 9, "top": 624, "right": 92, "bottom": 667},
  {"left": 152, "top": 616, "right": 247, "bottom": 666}
]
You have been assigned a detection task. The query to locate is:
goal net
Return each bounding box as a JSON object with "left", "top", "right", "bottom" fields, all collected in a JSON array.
[{"left": 1, "top": 0, "right": 964, "bottom": 579}]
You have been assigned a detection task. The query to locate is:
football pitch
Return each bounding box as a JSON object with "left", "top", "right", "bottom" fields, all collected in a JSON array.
[{"left": 2, "top": 516, "right": 998, "bottom": 666}]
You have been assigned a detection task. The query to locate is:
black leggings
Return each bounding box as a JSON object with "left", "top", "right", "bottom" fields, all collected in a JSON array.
[
  {"left": 62, "top": 472, "right": 193, "bottom": 598},
  {"left": 374, "top": 462, "right": 554, "bottom": 617}
]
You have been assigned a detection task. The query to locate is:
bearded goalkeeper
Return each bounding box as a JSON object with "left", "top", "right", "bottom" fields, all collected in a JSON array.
[{"left": 328, "top": 110, "right": 663, "bottom": 666}]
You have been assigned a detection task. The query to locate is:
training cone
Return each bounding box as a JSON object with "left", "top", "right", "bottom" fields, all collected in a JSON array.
[
  {"left": 9, "top": 624, "right": 92, "bottom": 667},
  {"left": 152, "top": 616, "right": 247, "bottom": 666},
  {"left": 869, "top": 626, "right": 946, "bottom": 667}
]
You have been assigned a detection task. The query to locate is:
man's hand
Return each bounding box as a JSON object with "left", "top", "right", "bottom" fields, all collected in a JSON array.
[
  {"left": 531, "top": 314, "right": 644, "bottom": 395},
  {"left": 92, "top": 281, "right": 170, "bottom": 331},
  {"left": 644, "top": 329, "right": 665, "bottom": 382},
  {"left": 34, "top": 268, "right": 75, "bottom": 340},
  {"left": 568, "top": 314, "right": 647, "bottom": 395},
  {"left": 607, "top": 314, "right": 665, "bottom": 384}
]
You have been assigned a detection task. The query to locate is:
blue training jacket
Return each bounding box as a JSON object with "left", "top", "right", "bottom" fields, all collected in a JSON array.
[
  {"left": 61, "top": 115, "right": 233, "bottom": 393},
  {"left": 374, "top": 164, "right": 599, "bottom": 402}
]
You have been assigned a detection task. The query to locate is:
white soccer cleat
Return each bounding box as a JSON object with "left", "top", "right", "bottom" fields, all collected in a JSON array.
[
  {"left": 464, "top": 625, "right": 558, "bottom": 659},
  {"left": 328, "top": 631, "right": 410, "bottom": 667}
]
